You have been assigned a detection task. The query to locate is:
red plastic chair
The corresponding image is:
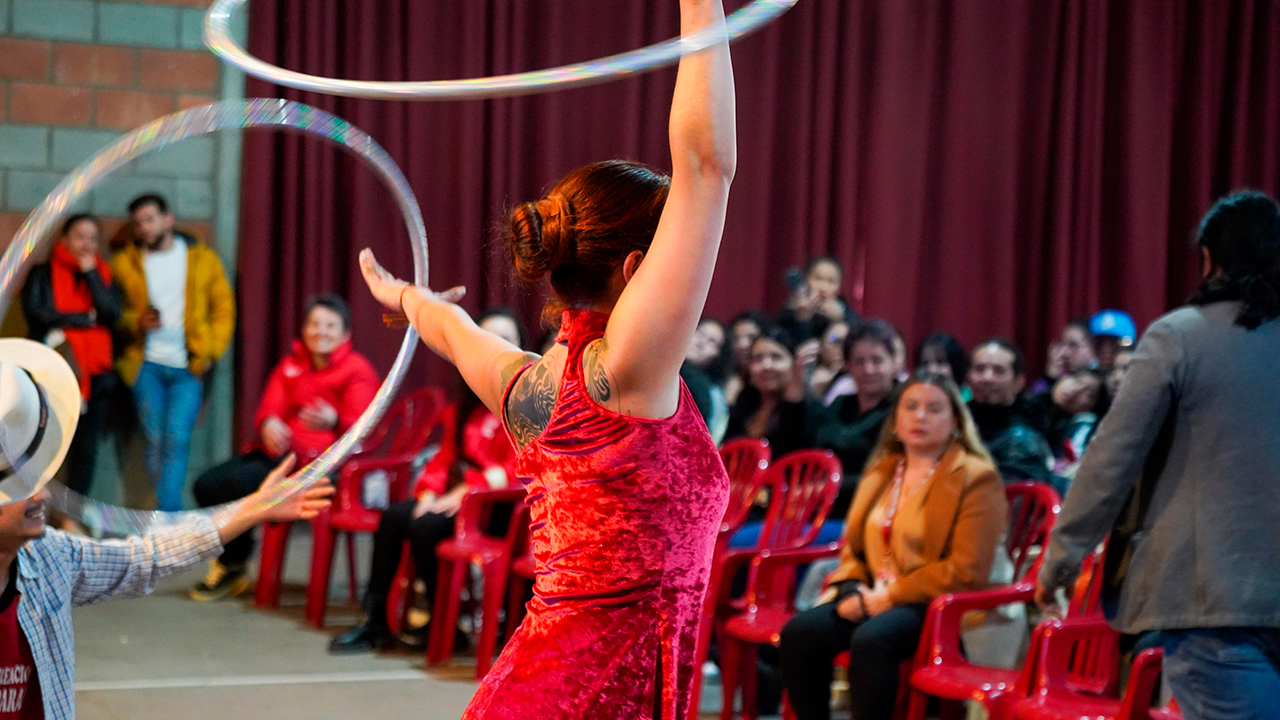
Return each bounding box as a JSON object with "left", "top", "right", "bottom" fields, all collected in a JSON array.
[
  {"left": 685, "top": 439, "right": 773, "bottom": 720},
  {"left": 427, "top": 487, "right": 527, "bottom": 679},
  {"left": 253, "top": 388, "right": 442, "bottom": 610},
  {"left": 713, "top": 449, "right": 843, "bottom": 720},
  {"left": 1005, "top": 481, "right": 1063, "bottom": 579},
  {"left": 303, "top": 386, "right": 446, "bottom": 626},
  {"left": 1012, "top": 616, "right": 1180, "bottom": 720},
  {"left": 503, "top": 506, "right": 536, "bottom": 641}
]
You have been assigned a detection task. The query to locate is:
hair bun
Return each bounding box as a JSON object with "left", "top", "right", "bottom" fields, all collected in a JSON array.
[
  {"left": 535, "top": 194, "right": 575, "bottom": 268},
  {"left": 507, "top": 200, "right": 550, "bottom": 282}
]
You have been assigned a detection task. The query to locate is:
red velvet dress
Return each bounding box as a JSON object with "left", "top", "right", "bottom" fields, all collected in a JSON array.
[{"left": 463, "top": 310, "right": 730, "bottom": 720}]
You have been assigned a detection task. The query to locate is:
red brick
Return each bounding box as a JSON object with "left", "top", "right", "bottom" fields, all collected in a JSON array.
[
  {"left": 11, "top": 84, "right": 92, "bottom": 126},
  {"left": 0, "top": 39, "right": 51, "bottom": 82},
  {"left": 177, "top": 93, "right": 218, "bottom": 112},
  {"left": 109, "top": 0, "right": 210, "bottom": 5},
  {"left": 138, "top": 49, "right": 218, "bottom": 93},
  {"left": 0, "top": 85, "right": 7, "bottom": 122},
  {"left": 0, "top": 214, "right": 29, "bottom": 250},
  {"left": 95, "top": 90, "right": 176, "bottom": 130},
  {"left": 54, "top": 44, "right": 135, "bottom": 88}
]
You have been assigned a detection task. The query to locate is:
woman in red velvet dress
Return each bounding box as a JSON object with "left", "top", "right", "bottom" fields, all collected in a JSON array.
[{"left": 358, "top": 1, "right": 736, "bottom": 716}]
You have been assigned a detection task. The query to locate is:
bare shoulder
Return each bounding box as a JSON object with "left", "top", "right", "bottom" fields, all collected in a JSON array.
[
  {"left": 504, "top": 348, "right": 563, "bottom": 451},
  {"left": 581, "top": 337, "right": 620, "bottom": 411}
]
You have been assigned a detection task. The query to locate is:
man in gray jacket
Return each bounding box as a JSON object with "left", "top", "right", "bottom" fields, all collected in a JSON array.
[{"left": 1037, "top": 191, "right": 1280, "bottom": 720}]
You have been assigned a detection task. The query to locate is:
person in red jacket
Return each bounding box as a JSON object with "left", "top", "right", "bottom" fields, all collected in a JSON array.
[
  {"left": 329, "top": 308, "right": 523, "bottom": 654},
  {"left": 189, "top": 295, "right": 379, "bottom": 601}
]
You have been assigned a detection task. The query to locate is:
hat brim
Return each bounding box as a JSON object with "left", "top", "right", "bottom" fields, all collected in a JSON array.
[{"left": 0, "top": 338, "right": 81, "bottom": 504}]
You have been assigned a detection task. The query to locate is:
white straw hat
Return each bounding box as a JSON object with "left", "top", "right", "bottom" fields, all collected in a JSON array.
[{"left": 0, "top": 338, "right": 81, "bottom": 504}]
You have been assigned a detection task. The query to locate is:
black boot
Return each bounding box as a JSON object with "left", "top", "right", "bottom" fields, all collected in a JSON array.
[{"left": 328, "top": 595, "right": 391, "bottom": 654}]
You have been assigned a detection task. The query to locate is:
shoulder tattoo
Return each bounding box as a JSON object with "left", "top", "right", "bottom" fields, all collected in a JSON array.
[
  {"left": 506, "top": 357, "right": 557, "bottom": 450},
  {"left": 582, "top": 338, "right": 615, "bottom": 407}
]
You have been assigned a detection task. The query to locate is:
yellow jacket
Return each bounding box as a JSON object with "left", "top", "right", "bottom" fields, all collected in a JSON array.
[{"left": 111, "top": 234, "right": 236, "bottom": 385}]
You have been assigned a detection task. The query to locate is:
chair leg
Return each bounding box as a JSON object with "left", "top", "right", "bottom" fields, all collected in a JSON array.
[
  {"left": 719, "top": 631, "right": 740, "bottom": 720},
  {"left": 346, "top": 532, "right": 359, "bottom": 603},
  {"left": 254, "top": 522, "right": 290, "bottom": 609},
  {"left": 474, "top": 560, "right": 510, "bottom": 680},
  {"left": 939, "top": 699, "right": 967, "bottom": 720},
  {"left": 780, "top": 693, "right": 797, "bottom": 720},
  {"left": 740, "top": 643, "right": 759, "bottom": 720},
  {"left": 385, "top": 544, "right": 414, "bottom": 638},
  {"left": 687, "top": 611, "right": 715, "bottom": 720},
  {"left": 428, "top": 558, "right": 468, "bottom": 666},
  {"left": 305, "top": 516, "right": 337, "bottom": 628},
  {"left": 904, "top": 688, "right": 931, "bottom": 720},
  {"left": 505, "top": 576, "right": 528, "bottom": 641}
]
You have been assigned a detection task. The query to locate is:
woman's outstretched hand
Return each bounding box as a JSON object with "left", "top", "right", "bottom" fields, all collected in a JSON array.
[{"left": 360, "top": 249, "right": 465, "bottom": 318}]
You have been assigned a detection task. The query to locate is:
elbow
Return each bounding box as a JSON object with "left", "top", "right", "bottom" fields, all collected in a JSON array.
[{"left": 676, "top": 144, "right": 737, "bottom": 185}]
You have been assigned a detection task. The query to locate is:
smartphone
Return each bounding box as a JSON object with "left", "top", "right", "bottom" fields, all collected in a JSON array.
[{"left": 784, "top": 267, "right": 805, "bottom": 294}]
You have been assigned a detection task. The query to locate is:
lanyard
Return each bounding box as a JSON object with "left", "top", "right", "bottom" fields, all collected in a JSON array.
[{"left": 879, "top": 458, "right": 938, "bottom": 577}]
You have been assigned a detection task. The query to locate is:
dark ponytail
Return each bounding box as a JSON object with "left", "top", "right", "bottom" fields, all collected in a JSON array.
[{"left": 1189, "top": 190, "right": 1280, "bottom": 330}]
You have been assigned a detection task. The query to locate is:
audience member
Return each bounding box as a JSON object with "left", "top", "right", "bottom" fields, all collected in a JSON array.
[
  {"left": 685, "top": 317, "right": 733, "bottom": 441},
  {"left": 1029, "top": 319, "right": 1096, "bottom": 395},
  {"left": 725, "top": 310, "right": 768, "bottom": 405},
  {"left": 1046, "top": 369, "right": 1110, "bottom": 492},
  {"left": 776, "top": 257, "right": 857, "bottom": 342},
  {"left": 329, "top": 308, "right": 523, "bottom": 653},
  {"left": 914, "top": 332, "right": 968, "bottom": 399},
  {"left": 189, "top": 295, "right": 378, "bottom": 601},
  {"left": 1105, "top": 346, "right": 1135, "bottom": 399},
  {"left": 780, "top": 373, "right": 1008, "bottom": 720},
  {"left": 725, "top": 325, "right": 815, "bottom": 459},
  {"left": 808, "top": 319, "right": 899, "bottom": 516},
  {"left": 21, "top": 214, "right": 121, "bottom": 502},
  {"left": 112, "top": 194, "right": 235, "bottom": 511},
  {"left": 809, "top": 320, "right": 853, "bottom": 405},
  {"left": 1089, "top": 308, "right": 1137, "bottom": 373},
  {"left": 967, "top": 339, "right": 1054, "bottom": 483}
]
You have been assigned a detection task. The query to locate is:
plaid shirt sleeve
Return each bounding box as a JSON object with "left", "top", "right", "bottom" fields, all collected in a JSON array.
[{"left": 62, "top": 515, "right": 223, "bottom": 607}]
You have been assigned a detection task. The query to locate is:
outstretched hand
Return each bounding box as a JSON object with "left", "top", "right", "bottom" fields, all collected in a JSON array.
[
  {"left": 359, "top": 249, "right": 467, "bottom": 327},
  {"left": 254, "top": 455, "right": 335, "bottom": 522}
]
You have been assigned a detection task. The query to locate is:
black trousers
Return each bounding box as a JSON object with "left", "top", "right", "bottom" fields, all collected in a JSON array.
[
  {"left": 779, "top": 601, "right": 928, "bottom": 720},
  {"left": 64, "top": 373, "right": 115, "bottom": 497},
  {"left": 192, "top": 450, "right": 282, "bottom": 567},
  {"left": 365, "top": 498, "right": 515, "bottom": 624}
]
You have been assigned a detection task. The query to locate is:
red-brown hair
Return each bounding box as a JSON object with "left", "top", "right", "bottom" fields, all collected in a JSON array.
[{"left": 507, "top": 160, "right": 670, "bottom": 321}]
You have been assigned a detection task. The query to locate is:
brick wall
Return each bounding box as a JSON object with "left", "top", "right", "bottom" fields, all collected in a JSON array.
[
  {"left": 0, "top": 0, "right": 243, "bottom": 508},
  {"left": 0, "top": 0, "right": 225, "bottom": 245}
]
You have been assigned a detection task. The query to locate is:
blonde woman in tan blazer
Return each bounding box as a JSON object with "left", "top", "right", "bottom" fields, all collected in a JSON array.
[{"left": 779, "top": 373, "right": 1008, "bottom": 720}]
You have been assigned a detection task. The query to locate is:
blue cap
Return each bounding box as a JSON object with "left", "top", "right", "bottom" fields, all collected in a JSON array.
[{"left": 1090, "top": 310, "right": 1136, "bottom": 345}]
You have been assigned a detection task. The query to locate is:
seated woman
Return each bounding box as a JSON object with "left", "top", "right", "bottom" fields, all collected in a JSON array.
[
  {"left": 780, "top": 373, "right": 1009, "bottom": 720},
  {"left": 21, "top": 213, "right": 122, "bottom": 504},
  {"left": 725, "top": 324, "right": 815, "bottom": 458},
  {"left": 914, "top": 332, "right": 969, "bottom": 400},
  {"left": 810, "top": 320, "right": 853, "bottom": 405},
  {"left": 724, "top": 310, "right": 768, "bottom": 405},
  {"left": 808, "top": 319, "right": 900, "bottom": 517},
  {"left": 329, "top": 307, "right": 524, "bottom": 653},
  {"left": 189, "top": 295, "right": 379, "bottom": 600}
]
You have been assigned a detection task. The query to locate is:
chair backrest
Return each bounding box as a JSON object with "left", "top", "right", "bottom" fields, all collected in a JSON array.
[
  {"left": 1029, "top": 616, "right": 1121, "bottom": 701},
  {"left": 1004, "top": 481, "right": 1062, "bottom": 581},
  {"left": 757, "top": 449, "right": 843, "bottom": 550},
  {"left": 386, "top": 386, "right": 447, "bottom": 457},
  {"left": 718, "top": 438, "right": 773, "bottom": 532}
]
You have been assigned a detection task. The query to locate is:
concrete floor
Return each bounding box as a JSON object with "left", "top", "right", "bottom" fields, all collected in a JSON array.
[{"left": 71, "top": 524, "right": 761, "bottom": 720}]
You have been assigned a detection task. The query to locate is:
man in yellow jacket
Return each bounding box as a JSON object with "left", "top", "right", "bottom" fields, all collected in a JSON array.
[{"left": 111, "top": 194, "right": 235, "bottom": 511}]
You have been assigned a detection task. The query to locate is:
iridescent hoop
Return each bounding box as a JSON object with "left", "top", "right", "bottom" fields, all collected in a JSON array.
[
  {"left": 0, "top": 98, "right": 427, "bottom": 532},
  {"left": 205, "top": 0, "right": 799, "bottom": 100}
]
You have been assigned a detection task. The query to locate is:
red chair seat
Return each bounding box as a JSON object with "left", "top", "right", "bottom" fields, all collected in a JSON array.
[
  {"left": 1014, "top": 693, "right": 1121, "bottom": 720},
  {"left": 511, "top": 555, "right": 535, "bottom": 578},
  {"left": 722, "top": 608, "right": 794, "bottom": 646},
  {"left": 911, "top": 664, "right": 1021, "bottom": 701},
  {"left": 437, "top": 536, "right": 511, "bottom": 565}
]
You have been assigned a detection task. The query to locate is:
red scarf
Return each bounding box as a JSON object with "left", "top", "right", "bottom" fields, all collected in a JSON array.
[{"left": 50, "top": 244, "right": 114, "bottom": 399}]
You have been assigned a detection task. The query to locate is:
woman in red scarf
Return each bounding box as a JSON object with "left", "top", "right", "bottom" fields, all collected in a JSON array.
[{"left": 21, "top": 213, "right": 122, "bottom": 498}]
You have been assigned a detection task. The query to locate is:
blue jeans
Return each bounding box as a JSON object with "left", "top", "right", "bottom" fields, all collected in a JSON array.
[
  {"left": 1162, "top": 628, "right": 1280, "bottom": 720},
  {"left": 132, "top": 361, "right": 203, "bottom": 511},
  {"left": 729, "top": 518, "right": 846, "bottom": 548}
]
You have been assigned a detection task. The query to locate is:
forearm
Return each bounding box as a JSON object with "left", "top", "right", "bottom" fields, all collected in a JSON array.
[
  {"left": 401, "top": 288, "right": 476, "bottom": 365},
  {"left": 671, "top": 0, "right": 737, "bottom": 179},
  {"left": 84, "top": 271, "right": 122, "bottom": 325},
  {"left": 211, "top": 493, "right": 273, "bottom": 546}
]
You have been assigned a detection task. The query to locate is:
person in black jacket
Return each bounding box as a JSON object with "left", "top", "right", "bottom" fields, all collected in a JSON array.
[{"left": 22, "top": 213, "right": 122, "bottom": 498}]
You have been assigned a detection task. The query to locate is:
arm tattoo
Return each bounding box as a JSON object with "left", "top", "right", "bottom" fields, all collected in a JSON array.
[
  {"left": 501, "top": 352, "right": 541, "bottom": 387},
  {"left": 506, "top": 359, "right": 558, "bottom": 450},
  {"left": 583, "top": 338, "right": 615, "bottom": 407}
]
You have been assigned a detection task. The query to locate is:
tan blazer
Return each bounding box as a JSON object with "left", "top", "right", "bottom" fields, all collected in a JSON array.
[{"left": 825, "top": 443, "right": 1008, "bottom": 605}]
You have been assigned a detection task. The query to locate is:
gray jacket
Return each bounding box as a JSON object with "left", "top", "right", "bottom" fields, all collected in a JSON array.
[{"left": 1039, "top": 301, "right": 1280, "bottom": 633}]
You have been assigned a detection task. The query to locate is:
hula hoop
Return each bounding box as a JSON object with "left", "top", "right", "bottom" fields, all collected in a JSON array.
[
  {"left": 0, "top": 98, "right": 427, "bottom": 533},
  {"left": 204, "top": 0, "right": 799, "bottom": 100}
]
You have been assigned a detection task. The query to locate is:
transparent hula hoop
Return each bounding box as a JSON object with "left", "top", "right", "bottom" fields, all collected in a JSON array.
[
  {"left": 0, "top": 98, "right": 427, "bottom": 533},
  {"left": 204, "top": 0, "right": 799, "bottom": 100}
]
